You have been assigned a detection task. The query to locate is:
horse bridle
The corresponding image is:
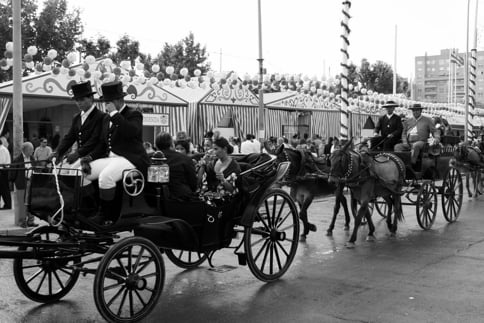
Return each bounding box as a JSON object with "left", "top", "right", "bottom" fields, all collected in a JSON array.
[{"left": 330, "top": 150, "right": 370, "bottom": 184}]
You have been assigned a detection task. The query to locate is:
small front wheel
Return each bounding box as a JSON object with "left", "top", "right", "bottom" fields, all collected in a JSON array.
[
  {"left": 93, "top": 236, "right": 164, "bottom": 323},
  {"left": 165, "top": 249, "right": 207, "bottom": 269},
  {"left": 416, "top": 182, "right": 437, "bottom": 230},
  {"left": 442, "top": 167, "right": 463, "bottom": 222},
  {"left": 244, "top": 189, "right": 299, "bottom": 282}
]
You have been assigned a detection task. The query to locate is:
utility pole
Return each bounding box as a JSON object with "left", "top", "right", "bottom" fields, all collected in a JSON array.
[
  {"left": 12, "top": 0, "right": 23, "bottom": 157},
  {"left": 257, "top": 0, "right": 265, "bottom": 143}
]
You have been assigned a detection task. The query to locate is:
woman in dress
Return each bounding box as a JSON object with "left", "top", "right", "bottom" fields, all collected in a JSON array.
[{"left": 199, "top": 137, "right": 241, "bottom": 204}]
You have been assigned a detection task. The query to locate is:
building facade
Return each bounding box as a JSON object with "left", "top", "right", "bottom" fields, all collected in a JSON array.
[{"left": 414, "top": 49, "right": 484, "bottom": 109}]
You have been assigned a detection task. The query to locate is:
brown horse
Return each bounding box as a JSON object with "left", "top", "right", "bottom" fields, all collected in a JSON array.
[
  {"left": 452, "top": 143, "right": 484, "bottom": 197},
  {"left": 271, "top": 145, "right": 351, "bottom": 240},
  {"left": 328, "top": 140, "right": 405, "bottom": 248}
]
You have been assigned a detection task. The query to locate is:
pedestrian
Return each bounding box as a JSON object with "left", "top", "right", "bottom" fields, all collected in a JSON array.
[
  {"left": 240, "top": 134, "right": 261, "bottom": 154},
  {"left": 0, "top": 128, "right": 10, "bottom": 156},
  {"left": 0, "top": 138, "right": 11, "bottom": 209},
  {"left": 8, "top": 142, "right": 37, "bottom": 227},
  {"left": 33, "top": 137, "right": 52, "bottom": 167},
  {"left": 80, "top": 81, "right": 150, "bottom": 225}
]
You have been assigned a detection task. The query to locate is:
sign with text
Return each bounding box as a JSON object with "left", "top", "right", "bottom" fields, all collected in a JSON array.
[{"left": 143, "top": 113, "right": 169, "bottom": 126}]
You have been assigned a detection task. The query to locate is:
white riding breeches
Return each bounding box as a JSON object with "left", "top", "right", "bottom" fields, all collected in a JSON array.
[{"left": 85, "top": 153, "right": 135, "bottom": 189}]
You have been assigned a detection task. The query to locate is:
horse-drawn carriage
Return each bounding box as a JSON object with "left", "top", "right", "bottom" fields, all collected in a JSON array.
[{"left": 0, "top": 153, "right": 299, "bottom": 322}]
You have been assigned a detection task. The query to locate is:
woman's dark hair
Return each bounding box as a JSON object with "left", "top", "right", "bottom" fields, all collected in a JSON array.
[
  {"left": 155, "top": 132, "right": 173, "bottom": 150},
  {"left": 175, "top": 140, "right": 190, "bottom": 153},
  {"left": 214, "top": 137, "right": 234, "bottom": 154}
]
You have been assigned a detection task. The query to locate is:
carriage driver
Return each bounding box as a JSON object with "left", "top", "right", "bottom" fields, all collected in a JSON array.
[
  {"left": 372, "top": 100, "right": 403, "bottom": 151},
  {"left": 394, "top": 103, "right": 440, "bottom": 170},
  {"left": 80, "top": 81, "right": 150, "bottom": 225},
  {"left": 50, "top": 81, "right": 105, "bottom": 174}
]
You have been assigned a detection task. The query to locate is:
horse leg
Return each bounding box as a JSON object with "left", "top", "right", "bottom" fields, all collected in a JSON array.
[
  {"left": 466, "top": 172, "right": 472, "bottom": 198},
  {"left": 327, "top": 187, "right": 343, "bottom": 235},
  {"left": 390, "top": 194, "right": 404, "bottom": 236},
  {"left": 385, "top": 196, "right": 394, "bottom": 232},
  {"left": 347, "top": 201, "right": 368, "bottom": 248},
  {"left": 298, "top": 195, "right": 315, "bottom": 241},
  {"left": 340, "top": 192, "right": 351, "bottom": 231},
  {"left": 365, "top": 207, "right": 376, "bottom": 242}
]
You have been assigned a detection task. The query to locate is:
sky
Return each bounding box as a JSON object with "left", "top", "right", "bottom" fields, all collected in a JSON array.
[{"left": 72, "top": 0, "right": 483, "bottom": 79}]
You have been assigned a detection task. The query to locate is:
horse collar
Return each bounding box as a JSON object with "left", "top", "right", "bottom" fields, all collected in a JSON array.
[{"left": 344, "top": 152, "right": 353, "bottom": 179}]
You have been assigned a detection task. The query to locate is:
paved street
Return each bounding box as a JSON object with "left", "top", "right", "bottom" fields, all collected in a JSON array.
[{"left": 1, "top": 193, "right": 484, "bottom": 322}]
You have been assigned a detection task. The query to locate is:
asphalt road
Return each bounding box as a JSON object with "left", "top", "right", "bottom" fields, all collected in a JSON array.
[{"left": 1, "top": 193, "right": 484, "bottom": 323}]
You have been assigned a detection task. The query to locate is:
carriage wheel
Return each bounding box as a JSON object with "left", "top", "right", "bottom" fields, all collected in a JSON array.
[
  {"left": 13, "top": 226, "right": 80, "bottom": 303},
  {"left": 374, "top": 196, "right": 392, "bottom": 218},
  {"left": 442, "top": 167, "right": 463, "bottom": 223},
  {"left": 93, "top": 236, "right": 164, "bottom": 323},
  {"left": 164, "top": 249, "right": 207, "bottom": 269},
  {"left": 416, "top": 182, "right": 437, "bottom": 230},
  {"left": 244, "top": 188, "right": 299, "bottom": 282}
]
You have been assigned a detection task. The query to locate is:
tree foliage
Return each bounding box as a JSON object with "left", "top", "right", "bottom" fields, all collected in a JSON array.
[
  {"left": 77, "top": 35, "right": 111, "bottom": 59},
  {"left": 36, "top": 0, "right": 83, "bottom": 59},
  {"left": 110, "top": 34, "right": 145, "bottom": 65},
  {"left": 155, "top": 32, "right": 210, "bottom": 76},
  {"left": 352, "top": 58, "right": 407, "bottom": 95}
]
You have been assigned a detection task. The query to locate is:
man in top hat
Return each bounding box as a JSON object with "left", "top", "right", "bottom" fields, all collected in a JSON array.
[
  {"left": 372, "top": 100, "right": 403, "bottom": 151},
  {"left": 394, "top": 103, "right": 440, "bottom": 169},
  {"left": 81, "top": 81, "right": 149, "bottom": 225},
  {"left": 51, "top": 80, "right": 104, "bottom": 171}
]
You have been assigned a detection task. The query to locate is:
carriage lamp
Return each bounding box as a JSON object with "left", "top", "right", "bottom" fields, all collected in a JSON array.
[{"left": 148, "top": 151, "right": 170, "bottom": 183}]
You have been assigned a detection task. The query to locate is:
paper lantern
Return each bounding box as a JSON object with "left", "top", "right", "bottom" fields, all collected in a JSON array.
[
  {"left": 120, "top": 61, "right": 131, "bottom": 70},
  {"left": 135, "top": 62, "right": 144, "bottom": 70},
  {"left": 194, "top": 69, "right": 201, "bottom": 77},
  {"left": 25, "top": 61, "right": 34, "bottom": 69},
  {"left": 148, "top": 77, "right": 158, "bottom": 85},
  {"left": 61, "top": 59, "right": 70, "bottom": 68},
  {"left": 166, "top": 66, "right": 175, "bottom": 75},
  {"left": 68, "top": 69, "right": 76, "bottom": 77},
  {"left": 152, "top": 64, "right": 160, "bottom": 73},
  {"left": 52, "top": 66, "right": 60, "bottom": 75},
  {"left": 67, "top": 52, "right": 78, "bottom": 64},
  {"left": 43, "top": 57, "right": 53, "bottom": 65},
  {"left": 23, "top": 54, "right": 33, "bottom": 62},
  {"left": 47, "top": 49, "right": 57, "bottom": 59},
  {"left": 180, "top": 67, "right": 188, "bottom": 77},
  {"left": 5, "top": 42, "right": 13, "bottom": 52},
  {"left": 27, "top": 46, "right": 38, "bottom": 56}
]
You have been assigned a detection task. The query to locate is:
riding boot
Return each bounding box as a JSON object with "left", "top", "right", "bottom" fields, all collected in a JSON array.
[
  {"left": 79, "top": 184, "right": 98, "bottom": 214},
  {"left": 99, "top": 188, "right": 118, "bottom": 225}
]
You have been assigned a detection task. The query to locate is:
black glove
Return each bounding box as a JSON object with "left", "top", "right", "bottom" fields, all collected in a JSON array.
[
  {"left": 66, "top": 152, "right": 80, "bottom": 164},
  {"left": 80, "top": 156, "right": 92, "bottom": 175}
]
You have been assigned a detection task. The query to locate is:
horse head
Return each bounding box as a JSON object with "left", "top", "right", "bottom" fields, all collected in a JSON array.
[
  {"left": 328, "top": 138, "right": 355, "bottom": 184},
  {"left": 273, "top": 145, "right": 302, "bottom": 179}
]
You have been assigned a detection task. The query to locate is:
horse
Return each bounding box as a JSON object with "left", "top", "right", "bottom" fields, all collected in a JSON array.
[
  {"left": 270, "top": 144, "right": 351, "bottom": 240},
  {"left": 452, "top": 143, "right": 484, "bottom": 197},
  {"left": 328, "top": 139, "right": 405, "bottom": 248}
]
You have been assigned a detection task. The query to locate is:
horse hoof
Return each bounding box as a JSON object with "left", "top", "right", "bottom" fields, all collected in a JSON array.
[
  {"left": 326, "top": 230, "right": 333, "bottom": 236},
  {"left": 344, "top": 226, "right": 350, "bottom": 231},
  {"left": 345, "top": 242, "right": 356, "bottom": 249},
  {"left": 390, "top": 232, "right": 396, "bottom": 238},
  {"left": 366, "top": 235, "right": 376, "bottom": 242},
  {"left": 300, "top": 235, "right": 307, "bottom": 242},
  {"left": 309, "top": 224, "right": 317, "bottom": 232}
]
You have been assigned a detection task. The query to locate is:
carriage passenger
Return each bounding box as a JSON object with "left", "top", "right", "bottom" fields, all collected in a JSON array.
[
  {"left": 80, "top": 81, "right": 150, "bottom": 225},
  {"left": 372, "top": 100, "right": 403, "bottom": 151},
  {"left": 394, "top": 103, "right": 440, "bottom": 170},
  {"left": 199, "top": 137, "right": 241, "bottom": 205},
  {"left": 155, "top": 133, "right": 198, "bottom": 201}
]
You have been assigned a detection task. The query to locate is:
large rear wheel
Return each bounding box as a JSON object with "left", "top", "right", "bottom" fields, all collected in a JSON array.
[
  {"left": 416, "top": 182, "right": 437, "bottom": 230},
  {"left": 13, "top": 226, "right": 80, "bottom": 303},
  {"left": 93, "top": 236, "right": 164, "bottom": 323},
  {"left": 442, "top": 167, "right": 463, "bottom": 223},
  {"left": 164, "top": 249, "right": 207, "bottom": 269},
  {"left": 244, "top": 189, "right": 299, "bottom": 282}
]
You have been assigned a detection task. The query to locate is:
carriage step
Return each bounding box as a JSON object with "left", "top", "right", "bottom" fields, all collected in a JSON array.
[{"left": 237, "top": 253, "right": 247, "bottom": 266}]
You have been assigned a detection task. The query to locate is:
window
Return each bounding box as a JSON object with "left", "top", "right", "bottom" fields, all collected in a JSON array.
[{"left": 417, "top": 61, "right": 423, "bottom": 65}]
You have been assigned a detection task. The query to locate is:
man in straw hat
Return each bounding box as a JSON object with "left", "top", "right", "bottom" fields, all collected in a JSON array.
[
  {"left": 81, "top": 81, "right": 149, "bottom": 225},
  {"left": 51, "top": 80, "right": 104, "bottom": 169},
  {"left": 395, "top": 103, "right": 440, "bottom": 169},
  {"left": 372, "top": 100, "right": 403, "bottom": 151}
]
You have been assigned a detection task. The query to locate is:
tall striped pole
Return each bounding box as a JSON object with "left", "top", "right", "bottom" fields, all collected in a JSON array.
[
  {"left": 340, "top": 0, "right": 351, "bottom": 141},
  {"left": 468, "top": 0, "right": 479, "bottom": 140}
]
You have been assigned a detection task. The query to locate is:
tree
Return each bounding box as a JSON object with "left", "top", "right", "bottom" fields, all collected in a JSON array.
[
  {"left": 155, "top": 32, "right": 210, "bottom": 76},
  {"left": 355, "top": 58, "right": 408, "bottom": 95},
  {"left": 77, "top": 35, "right": 111, "bottom": 59},
  {"left": 111, "top": 34, "right": 145, "bottom": 66},
  {"left": 36, "top": 0, "right": 83, "bottom": 59}
]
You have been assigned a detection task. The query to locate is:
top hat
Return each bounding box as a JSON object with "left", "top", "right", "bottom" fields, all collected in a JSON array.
[
  {"left": 409, "top": 103, "right": 424, "bottom": 110},
  {"left": 382, "top": 100, "right": 399, "bottom": 109},
  {"left": 99, "top": 81, "right": 127, "bottom": 102},
  {"left": 71, "top": 81, "right": 96, "bottom": 99}
]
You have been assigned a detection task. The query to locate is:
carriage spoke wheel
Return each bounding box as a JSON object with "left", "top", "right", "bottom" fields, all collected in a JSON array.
[
  {"left": 442, "top": 167, "right": 463, "bottom": 223},
  {"left": 244, "top": 189, "right": 299, "bottom": 282},
  {"left": 13, "top": 226, "right": 80, "bottom": 303},
  {"left": 416, "top": 182, "right": 437, "bottom": 230},
  {"left": 94, "top": 237, "right": 164, "bottom": 323},
  {"left": 165, "top": 249, "right": 207, "bottom": 269},
  {"left": 375, "top": 196, "right": 392, "bottom": 219}
]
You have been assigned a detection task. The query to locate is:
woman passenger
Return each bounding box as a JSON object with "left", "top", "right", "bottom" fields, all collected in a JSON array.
[{"left": 199, "top": 137, "right": 241, "bottom": 204}]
